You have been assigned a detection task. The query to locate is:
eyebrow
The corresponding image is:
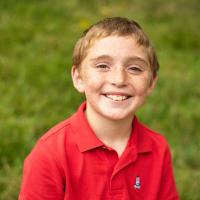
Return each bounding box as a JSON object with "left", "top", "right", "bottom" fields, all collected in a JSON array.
[
  {"left": 90, "top": 54, "right": 149, "bottom": 66},
  {"left": 90, "top": 55, "right": 113, "bottom": 62},
  {"left": 125, "top": 57, "right": 149, "bottom": 66}
]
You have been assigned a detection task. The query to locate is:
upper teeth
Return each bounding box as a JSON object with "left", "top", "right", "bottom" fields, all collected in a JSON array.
[{"left": 106, "top": 95, "right": 128, "bottom": 101}]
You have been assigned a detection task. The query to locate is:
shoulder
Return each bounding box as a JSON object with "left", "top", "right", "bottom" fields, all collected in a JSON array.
[
  {"left": 137, "top": 119, "right": 170, "bottom": 152},
  {"left": 143, "top": 123, "right": 167, "bottom": 143},
  {"left": 28, "top": 114, "right": 76, "bottom": 157},
  {"left": 24, "top": 114, "right": 77, "bottom": 168},
  {"left": 39, "top": 117, "right": 72, "bottom": 142}
]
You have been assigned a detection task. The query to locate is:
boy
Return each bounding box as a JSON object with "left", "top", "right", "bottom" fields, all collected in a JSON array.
[{"left": 19, "top": 17, "right": 179, "bottom": 199}]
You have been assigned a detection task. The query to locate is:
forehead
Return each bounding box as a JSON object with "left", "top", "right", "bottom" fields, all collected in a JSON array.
[{"left": 85, "top": 35, "right": 149, "bottom": 63}]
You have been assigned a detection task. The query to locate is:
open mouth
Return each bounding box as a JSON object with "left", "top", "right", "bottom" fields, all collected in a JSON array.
[{"left": 104, "top": 94, "right": 130, "bottom": 101}]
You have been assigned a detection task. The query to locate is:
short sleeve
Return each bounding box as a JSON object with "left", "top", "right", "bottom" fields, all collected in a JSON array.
[
  {"left": 18, "top": 141, "right": 65, "bottom": 200},
  {"left": 158, "top": 144, "right": 179, "bottom": 200}
]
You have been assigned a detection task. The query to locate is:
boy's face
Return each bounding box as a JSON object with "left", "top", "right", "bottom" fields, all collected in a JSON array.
[{"left": 72, "top": 36, "right": 157, "bottom": 121}]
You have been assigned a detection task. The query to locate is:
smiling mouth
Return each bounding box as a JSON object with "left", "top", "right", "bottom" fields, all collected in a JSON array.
[{"left": 105, "top": 94, "right": 130, "bottom": 101}]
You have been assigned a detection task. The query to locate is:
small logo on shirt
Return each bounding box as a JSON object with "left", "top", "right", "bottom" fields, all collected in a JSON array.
[{"left": 134, "top": 176, "right": 141, "bottom": 190}]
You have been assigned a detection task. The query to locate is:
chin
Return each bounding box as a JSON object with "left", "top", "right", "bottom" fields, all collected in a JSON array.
[{"left": 101, "top": 109, "right": 135, "bottom": 121}]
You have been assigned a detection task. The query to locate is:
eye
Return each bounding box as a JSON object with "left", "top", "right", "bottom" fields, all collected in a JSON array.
[
  {"left": 95, "top": 63, "right": 110, "bottom": 71},
  {"left": 127, "top": 65, "right": 144, "bottom": 74}
]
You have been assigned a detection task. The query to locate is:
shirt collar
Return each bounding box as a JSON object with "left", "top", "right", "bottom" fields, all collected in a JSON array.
[
  {"left": 70, "top": 102, "right": 152, "bottom": 153},
  {"left": 128, "top": 117, "right": 153, "bottom": 153},
  {"left": 70, "top": 102, "right": 104, "bottom": 152}
]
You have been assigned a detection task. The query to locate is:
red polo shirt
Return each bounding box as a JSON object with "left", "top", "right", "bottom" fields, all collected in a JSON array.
[{"left": 19, "top": 102, "right": 179, "bottom": 200}]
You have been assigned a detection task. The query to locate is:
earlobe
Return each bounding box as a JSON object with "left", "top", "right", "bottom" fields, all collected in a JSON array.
[
  {"left": 147, "top": 75, "right": 158, "bottom": 95},
  {"left": 71, "top": 66, "right": 85, "bottom": 93}
]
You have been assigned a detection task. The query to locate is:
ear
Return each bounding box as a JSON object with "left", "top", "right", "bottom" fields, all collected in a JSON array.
[
  {"left": 71, "top": 65, "right": 85, "bottom": 93},
  {"left": 147, "top": 75, "right": 158, "bottom": 96}
]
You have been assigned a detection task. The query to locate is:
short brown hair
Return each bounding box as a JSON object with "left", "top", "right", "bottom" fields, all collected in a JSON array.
[{"left": 72, "top": 17, "right": 159, "bottom": 77}]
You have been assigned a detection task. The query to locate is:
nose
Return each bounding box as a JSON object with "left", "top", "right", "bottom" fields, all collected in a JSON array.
[{"left": 110, "top": 67, "right": 127, "bottom": 87}]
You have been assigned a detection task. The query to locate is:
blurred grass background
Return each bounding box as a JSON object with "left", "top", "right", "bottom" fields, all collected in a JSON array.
[{"left": 0, "top": 0, "right": 199, "bottom": 199}]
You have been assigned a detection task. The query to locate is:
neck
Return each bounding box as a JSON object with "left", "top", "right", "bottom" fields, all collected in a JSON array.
[{"left": 85, "top": 106, "right": 134, "bottom": 156}]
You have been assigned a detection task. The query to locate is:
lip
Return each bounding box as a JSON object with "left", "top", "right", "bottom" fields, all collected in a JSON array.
[
  {"left": 103, "top": 91, "right": 132, "bottom": 97},
  {"left": 101, "top": 92, "right": 132, "bottom": 102}
]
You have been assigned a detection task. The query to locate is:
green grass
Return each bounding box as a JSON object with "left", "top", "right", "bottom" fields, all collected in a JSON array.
[{"left": 0, "top": 0, "right": 199, "bottom": 199}]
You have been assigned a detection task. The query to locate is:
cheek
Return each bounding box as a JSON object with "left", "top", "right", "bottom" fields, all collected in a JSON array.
[
  {"left": 132, "top": 76, "right": 152, "bottom": 95},
  {"left": 82, "top": 75, "right": 102, "bottom": 93}
]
